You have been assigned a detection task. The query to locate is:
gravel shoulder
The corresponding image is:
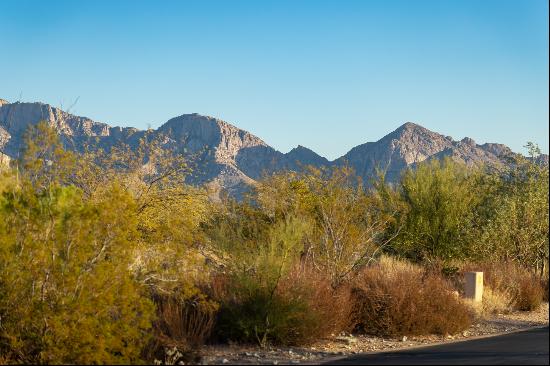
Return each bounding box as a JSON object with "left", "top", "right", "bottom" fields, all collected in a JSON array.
[{"left": 201, "top": 302, "right": 549, "bottom": 365}]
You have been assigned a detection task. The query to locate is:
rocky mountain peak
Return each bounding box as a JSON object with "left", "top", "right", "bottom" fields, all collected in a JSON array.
[
  {"left": 285, "top": 145, "right": 329, "bottom": 167},
  {"left": 0, "top": 99, "right": 9, "bottom": 107},
  {"left": 398, "top": 121, "right": 424, "bottom": 131},
  {"left": 386, "top": 121, "right": 442, "bottom": 139},
  {"left": 460, "top": 137, "right": 477, "bottom": 147},
  {"left": 289, "top": 145, "right": 318, "bottom": 155}
]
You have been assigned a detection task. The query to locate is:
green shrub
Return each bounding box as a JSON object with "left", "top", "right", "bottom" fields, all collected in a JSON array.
[
  {"left": 0, "top": 183, "right": 154, "bottom": 364},
  {"left": 352, "top": 257, "right": 473, "bottom": 337}
]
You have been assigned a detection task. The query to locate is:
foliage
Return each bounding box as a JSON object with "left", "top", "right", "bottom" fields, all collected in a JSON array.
[
  {"left": 18, "top": 121, "right": 76, "bottom": 191},
  {"left": 391, "top": 157, "right": 483, "bottom": 263},
  {"left": 1, "top": 121, "right": 548, "bottom": 362},
  {"left": 205, "top": 203, "right": 312, "bottom": 346},
  {"left": 0, "top": 122, "right": 211, "bottom": 363},
  {"left": 204, "top": 189, "right": 355, "bottom": 346},
  {"left": 255, "top": 167, "right": 396, "bottom": 287},
  {"left": 70, "top": 131, "right": 212, "bottom": 296},
  {"left": 476, "top": 144, "right": 549, "bottom": 275},
  {"left": 0, "top": 178, "right": 154, "bottom": 364}
]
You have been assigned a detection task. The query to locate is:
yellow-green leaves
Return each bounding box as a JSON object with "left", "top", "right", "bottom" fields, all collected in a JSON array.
[{"left": 0, "top": 180, "right": 154, "bottom": 364}]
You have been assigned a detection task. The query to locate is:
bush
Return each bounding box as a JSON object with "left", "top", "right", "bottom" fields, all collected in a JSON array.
[
  {"left": 515, "top": 277, "right": 544, "bottom": 311},
  {"left": 144, "top": 294, "right": 218, "bottom": 364},
  {"left": 278, "top": 267, "right": 354, "bottom": 342},
  {"left": 210, "top": 267, "right": 353, "bottom": 347},
  {"left": 352, "top": 257, "right": 473, "bottom": 337}
]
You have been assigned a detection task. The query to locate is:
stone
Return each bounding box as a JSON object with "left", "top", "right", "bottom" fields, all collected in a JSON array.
[{"left": 464, "top": 272, "right": 484, "bottom": 302}]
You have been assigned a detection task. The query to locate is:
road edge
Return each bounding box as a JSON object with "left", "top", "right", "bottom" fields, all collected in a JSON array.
[{"left": 315, "top": 325, "right": 549, "bottom": 365}]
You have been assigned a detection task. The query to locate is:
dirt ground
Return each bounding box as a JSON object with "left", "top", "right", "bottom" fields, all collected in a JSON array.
[{"left": 200, "top": 302, "right": 549, "bottom": 365}]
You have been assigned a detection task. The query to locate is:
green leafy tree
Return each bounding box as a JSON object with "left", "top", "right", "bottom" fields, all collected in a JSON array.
[{"left": 395, "top": 157, "right": 482, "bottom": 263}]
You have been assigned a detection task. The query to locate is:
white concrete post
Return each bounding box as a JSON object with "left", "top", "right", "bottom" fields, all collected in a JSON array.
[{"left": 464, "top": 272, "right": 483, "bottom": 302}]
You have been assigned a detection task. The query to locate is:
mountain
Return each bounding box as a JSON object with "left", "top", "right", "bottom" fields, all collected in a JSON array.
[
  {"left": 334, "top": 122, "right": 521, "bottom": 183},
  {"left": 0, "top": 99, "right": 545, "bottom": 197}
]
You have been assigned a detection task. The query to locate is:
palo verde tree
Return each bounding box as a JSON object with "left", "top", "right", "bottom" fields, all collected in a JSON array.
[
  {"left": 0, "top": 122, "right": 154, "bottom": 364},
  {"left": 394, "top": 157, "right": 483, "bottom": 263}
]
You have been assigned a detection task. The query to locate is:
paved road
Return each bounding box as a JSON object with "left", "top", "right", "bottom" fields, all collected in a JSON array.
[{"left": 325, "top": 327, "right": 549, "bottom": 365}]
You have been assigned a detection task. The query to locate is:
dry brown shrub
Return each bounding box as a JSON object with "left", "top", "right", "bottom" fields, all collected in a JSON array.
[
  {"left": 144, "top": 294, "right": 218, "bottom": 364},
  {"left": 515, "top": 276, "right": 544, "bottom": 311},
  {"left": 278, "top": 266, "right": 355, "bottom": 341},
  {"left": 352, "top": 257, "right": 473, "bottom": 337}
]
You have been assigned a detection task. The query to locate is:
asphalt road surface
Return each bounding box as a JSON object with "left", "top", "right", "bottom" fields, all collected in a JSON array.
[{"left": 325, "top": 327, "right": 549, "bottom": 365}]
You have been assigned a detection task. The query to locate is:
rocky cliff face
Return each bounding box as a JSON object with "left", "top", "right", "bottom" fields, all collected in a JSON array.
[
  {"left": 0, "top": 101, "right": 142, "bottom": 158},
  {"left": 0, "top": 99, "right": 545, "bottom": 197}
]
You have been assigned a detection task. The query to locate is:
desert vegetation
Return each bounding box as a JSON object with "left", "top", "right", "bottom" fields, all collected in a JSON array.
[{"left": 0, "top": 122, "right": 548, "bottom": 364}]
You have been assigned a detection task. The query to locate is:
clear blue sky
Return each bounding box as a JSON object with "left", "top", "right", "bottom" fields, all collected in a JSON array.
[{"left": 1, "top": 0, "right": 548, "bottom": 159}]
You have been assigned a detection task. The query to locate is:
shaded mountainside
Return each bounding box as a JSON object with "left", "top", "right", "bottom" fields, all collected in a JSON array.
[{"left": 0, "top": 99, "right": 545, "bottom": 197}]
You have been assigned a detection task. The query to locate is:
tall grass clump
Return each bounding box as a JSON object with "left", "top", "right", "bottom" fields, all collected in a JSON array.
[{"left": 352, "top": 257, "right": 473, "bottom": 337}]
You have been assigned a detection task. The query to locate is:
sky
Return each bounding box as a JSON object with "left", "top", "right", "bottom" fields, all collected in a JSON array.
[{"left": 1, "top": 0, "right": 548, "bottom": 159}]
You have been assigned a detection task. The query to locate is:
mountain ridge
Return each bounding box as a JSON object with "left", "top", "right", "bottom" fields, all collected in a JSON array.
[{"left": 0, "top": 99, "right": 545, "bottom": 197}]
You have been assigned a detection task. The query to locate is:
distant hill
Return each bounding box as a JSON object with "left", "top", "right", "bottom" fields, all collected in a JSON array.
[{"left": 0, "top": 99, "right": 546, "bottom": 197}]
